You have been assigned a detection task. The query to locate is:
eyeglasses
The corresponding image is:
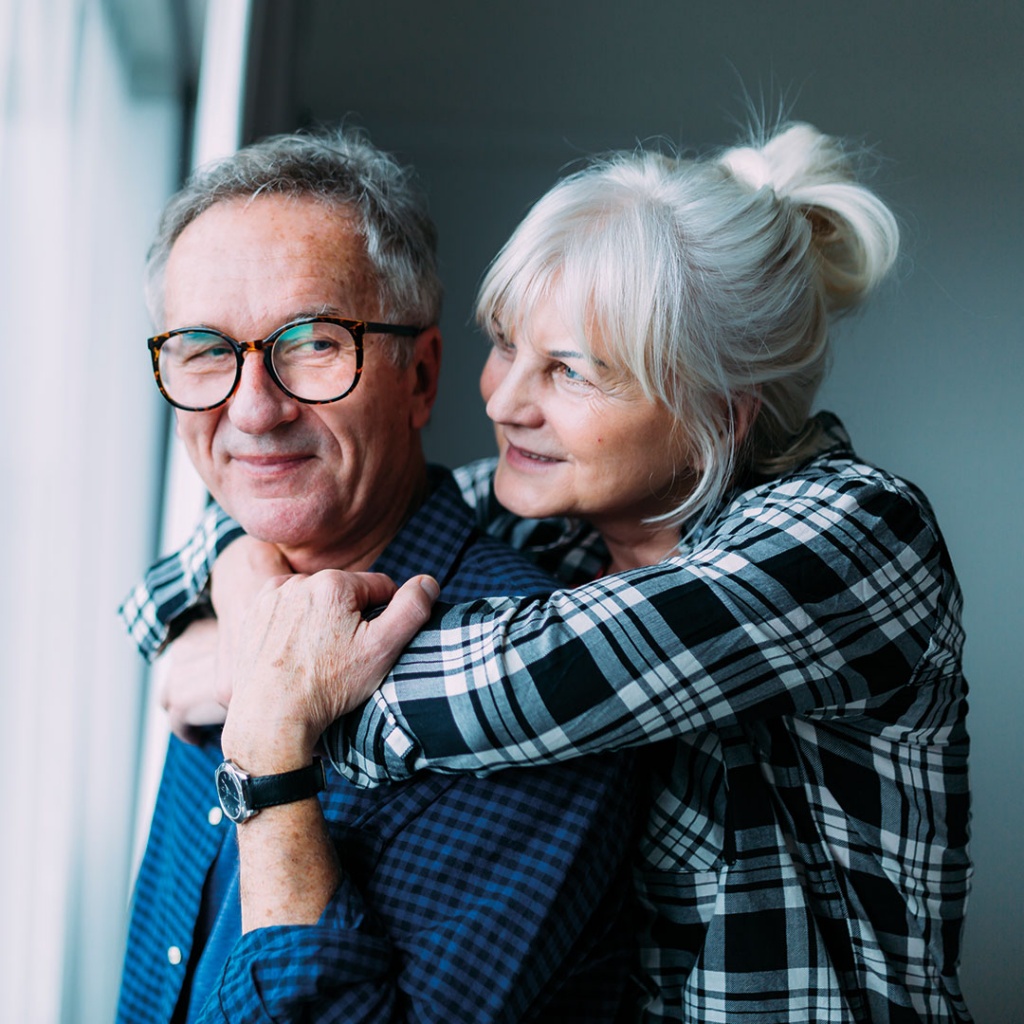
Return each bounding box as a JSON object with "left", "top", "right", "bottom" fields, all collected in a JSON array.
[{"left": 147, "top": 316, "right": 423, "bottom": 411}]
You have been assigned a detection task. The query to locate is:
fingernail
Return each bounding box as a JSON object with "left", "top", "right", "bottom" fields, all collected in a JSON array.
[{"left": 419, "top": 576, "right": 440, "bottom": 600}]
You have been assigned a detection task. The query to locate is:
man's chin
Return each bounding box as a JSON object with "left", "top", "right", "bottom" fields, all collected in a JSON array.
[{"left": 223, "top": 497, "right": 325, "bottom": 551}]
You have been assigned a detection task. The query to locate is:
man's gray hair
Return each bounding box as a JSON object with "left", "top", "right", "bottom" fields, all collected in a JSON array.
[{"left": 145, "top": 126, "right": 442, "bottom": 363}]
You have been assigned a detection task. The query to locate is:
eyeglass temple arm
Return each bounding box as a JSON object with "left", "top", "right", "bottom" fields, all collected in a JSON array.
[{"left": 361, "top": 322, "right": 422, "bottom": 337}]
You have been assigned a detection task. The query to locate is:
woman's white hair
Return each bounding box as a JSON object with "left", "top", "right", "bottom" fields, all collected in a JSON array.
[{"left": 476, "top": 122, "right": 899, "bottom": 534}]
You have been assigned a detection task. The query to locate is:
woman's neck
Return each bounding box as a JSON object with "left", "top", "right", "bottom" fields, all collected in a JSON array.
[{"left": 597, "top": 520, "right": 681, "bottom": 573}]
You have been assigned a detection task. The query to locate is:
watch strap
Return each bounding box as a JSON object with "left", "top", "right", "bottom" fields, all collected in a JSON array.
[{"left": 247, "top": 758, "right": 327, "bottom": 812}]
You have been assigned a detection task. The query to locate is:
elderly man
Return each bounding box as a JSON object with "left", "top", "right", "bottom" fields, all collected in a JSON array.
[{"left": 116, "top": 130, "right": 637, "bottom": 1023}]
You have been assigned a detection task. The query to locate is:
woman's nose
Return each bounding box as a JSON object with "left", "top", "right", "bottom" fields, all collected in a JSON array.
[{"left": 481, "top": 350, "right": 542, "bottom": 427}]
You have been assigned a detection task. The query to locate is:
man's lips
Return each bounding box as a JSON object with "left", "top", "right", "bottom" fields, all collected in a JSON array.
[{"left": 229, "top": 453, "right": 313, "bottom": 473}]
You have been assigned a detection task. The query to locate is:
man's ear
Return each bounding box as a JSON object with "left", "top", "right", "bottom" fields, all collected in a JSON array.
[{"left": 408, "top": 326, "right": 442, "bottom": 430}]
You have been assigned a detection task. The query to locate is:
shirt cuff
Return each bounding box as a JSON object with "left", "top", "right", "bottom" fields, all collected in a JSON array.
[
  {"left": 326, "top": 689, "right": 419, "bottom": 787},
  {"left": 118, "top": 503, "right": 245, "bottom": 661}
]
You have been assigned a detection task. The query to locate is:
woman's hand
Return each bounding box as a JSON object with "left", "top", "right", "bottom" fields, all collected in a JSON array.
[{"left": 220, "top": 570, "right": 439, "bottom": 772}]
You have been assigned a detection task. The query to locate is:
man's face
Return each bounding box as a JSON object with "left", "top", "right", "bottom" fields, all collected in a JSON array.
[{"left": 163, "top": 194, "right": 439, "bottom": 571}]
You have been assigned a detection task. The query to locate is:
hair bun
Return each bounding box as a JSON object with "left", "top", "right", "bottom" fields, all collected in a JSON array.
[
  {"left": 721, "top": 122, "right": 899, "bottom": 309},
  {"left": 720, "top": 123, "right": 846, "bottom": 199}
]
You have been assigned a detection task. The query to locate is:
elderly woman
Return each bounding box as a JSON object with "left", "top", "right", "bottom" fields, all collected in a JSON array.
[{"left": 128, "top": 123, "right": 971, "bottom": 1023}]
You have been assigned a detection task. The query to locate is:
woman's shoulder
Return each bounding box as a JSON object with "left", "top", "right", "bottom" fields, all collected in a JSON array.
[
  {"left": 698, "top": 413, "right": 945, "bottom": 562},
  {"left": 452, "top": 457, "right": 498, "bottom": 512}
]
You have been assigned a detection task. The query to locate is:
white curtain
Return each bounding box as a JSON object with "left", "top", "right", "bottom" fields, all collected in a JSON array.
[
  {"left": 0, "top": 1, "right": 181, "bottom": 1020},
  {"left": 131, "top": 0, "right": 252, "bottom": 876}
]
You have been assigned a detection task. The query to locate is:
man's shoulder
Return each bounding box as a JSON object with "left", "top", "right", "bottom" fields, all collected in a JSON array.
[
  {"left": 449, "top": 528, "right": 557, "bottom": 600},
  {"left": 421, "top": 466, "right": 557, "bottom": 601}
]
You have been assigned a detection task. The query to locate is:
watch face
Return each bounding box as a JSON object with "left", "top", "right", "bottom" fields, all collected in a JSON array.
[{"left": 216, "top": 764, "right": 247, "bottom": 822}]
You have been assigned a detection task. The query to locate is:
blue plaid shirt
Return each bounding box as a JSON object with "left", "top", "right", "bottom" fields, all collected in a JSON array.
[{"left": 117, "top": 468, "right": 640, "bottom": 1023}]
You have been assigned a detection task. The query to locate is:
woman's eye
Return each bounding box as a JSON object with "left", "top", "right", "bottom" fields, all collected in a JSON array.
[{"left": 557, "top": 363, "right": 592, "bottom": 386}]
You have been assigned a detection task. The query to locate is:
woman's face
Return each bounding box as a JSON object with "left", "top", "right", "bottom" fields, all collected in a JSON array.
[{"left": 479, "top": 293, "right": 691, "bottom": 546}]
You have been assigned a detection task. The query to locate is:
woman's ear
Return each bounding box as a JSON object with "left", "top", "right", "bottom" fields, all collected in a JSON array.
[
  {"left": 713, "top": 390, "right": 761, "bottom": 450},
  {"left": 731, "top": 389, "right": 762, "bottom": 449}
]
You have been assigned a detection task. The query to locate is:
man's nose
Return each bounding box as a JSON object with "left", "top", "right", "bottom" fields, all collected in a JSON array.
[{"left": 226, "top": 351, "right": 300, "bottom": 434}]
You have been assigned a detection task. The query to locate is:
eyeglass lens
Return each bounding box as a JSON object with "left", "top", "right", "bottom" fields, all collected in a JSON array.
[{"left": 158, "top": 321, "right": 359, "bottom": 407}]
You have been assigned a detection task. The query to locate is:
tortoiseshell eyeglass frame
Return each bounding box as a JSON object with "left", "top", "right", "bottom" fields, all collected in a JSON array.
[{"left": 146, "top": 315, "right": 423, "bottom": 412}]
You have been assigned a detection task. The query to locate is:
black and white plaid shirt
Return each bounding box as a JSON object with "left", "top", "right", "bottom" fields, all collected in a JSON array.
[{"left": 122, "top": 415, "right": 972, "bottom": 1023}]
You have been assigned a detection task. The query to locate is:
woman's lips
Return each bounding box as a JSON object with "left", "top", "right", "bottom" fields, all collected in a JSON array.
[{"left": 503, "top": 441, "right": 563, "bottom": 466}]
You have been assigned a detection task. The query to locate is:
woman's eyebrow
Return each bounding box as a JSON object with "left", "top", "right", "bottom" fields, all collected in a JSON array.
[{"left": 547, "top": 348, "right": 609, "bottom": 369}]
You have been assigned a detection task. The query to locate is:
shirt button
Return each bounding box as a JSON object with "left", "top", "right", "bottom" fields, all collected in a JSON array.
[
  {"left": 167, "top": 945, "right": 182, "bottom": 966},
  {"left": 208, "top": 806, "right": 223, "bottom": 826}
]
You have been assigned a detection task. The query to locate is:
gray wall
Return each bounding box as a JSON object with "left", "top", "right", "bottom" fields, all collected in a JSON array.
[{"left": 249, "top": 2, "right": 1023, "bottom": 1018}]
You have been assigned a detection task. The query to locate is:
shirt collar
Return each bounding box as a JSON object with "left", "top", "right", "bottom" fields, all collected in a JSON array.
[{"left": 369, "top": 465, "right": 475, "bottom": 590}]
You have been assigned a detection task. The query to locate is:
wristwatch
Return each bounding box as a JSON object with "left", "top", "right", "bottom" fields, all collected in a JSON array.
[{"left": 214, "top": 757, "right": 327, "bottom": 824}]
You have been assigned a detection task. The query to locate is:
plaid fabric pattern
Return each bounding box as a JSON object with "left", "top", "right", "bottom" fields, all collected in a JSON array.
[
  {"left": 120, "top": 505, "right": 244, "bottom": 659},
  {"left": 328, "top": 415, "right": 972, "bottom": 1023},
  {"left": 117, "top": 468, "right": 640, "bottom": 1023},
  {"left": 121, "top": 417, "right": 973, "bottom": 1023}
]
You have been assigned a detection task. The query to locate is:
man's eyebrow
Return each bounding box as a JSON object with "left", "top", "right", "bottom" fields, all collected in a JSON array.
[
  {"left": 302, "top": 304, "right": 346, "bottom": 319},
  {"left": 292, "top": 303, "right": 383, "bottom": 320}
]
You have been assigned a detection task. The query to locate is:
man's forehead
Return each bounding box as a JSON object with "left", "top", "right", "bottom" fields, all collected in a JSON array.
[
  {"left": 163, "top": 194, "right": 380, "bottom": 328},
  {"left": 178, "top": 193, "right": 364, "bottom": 254}
]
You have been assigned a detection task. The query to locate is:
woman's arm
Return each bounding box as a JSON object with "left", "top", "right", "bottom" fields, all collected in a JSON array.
[
  {"left": 119, "top": 461, "right": 593, "bottom": 663},
  {"left": 120, "top": 455, "right": 959, "bottom": 788},
  {"left": 327, "top": 466, "right": 959, "bottom": 784},
  {"left": 119, "top": 502, "right": 245, "bottom": 661},
  {"left": 149, "top": 536, "right": 437, "bottom": 743},
  {"left": 150, "top": 534, "right": 296, "bottom": 741}
]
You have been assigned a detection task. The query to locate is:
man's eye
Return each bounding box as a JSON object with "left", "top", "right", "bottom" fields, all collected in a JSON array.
[
  {"left": 202, "top": 344, "right": 234, "bottom": 359},
  {"left": 179, "top": 340, "right": 233, "bottom": 363},
  {"left": 277, "top": 331, "right": 353, "bottom": 363},
  {"left": 296, "top": 338, "right": 338, "bottom": 354}
]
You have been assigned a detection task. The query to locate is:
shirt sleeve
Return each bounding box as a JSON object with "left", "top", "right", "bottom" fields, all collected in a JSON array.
[
  {"left": 119, "top": 503, "right": 244, "bottom": 661},
  {"left": 451, "top": 457, "right": 495, "bottom": 514},
  {"left": 196, "top": 756, "right": 637, "bottom": 1023},
  {"left": 195, "top": 881, "right": 392, "bottom": 1024},
  {"left": 328, "top": 470, "right": 954, "bottom": 784}
]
